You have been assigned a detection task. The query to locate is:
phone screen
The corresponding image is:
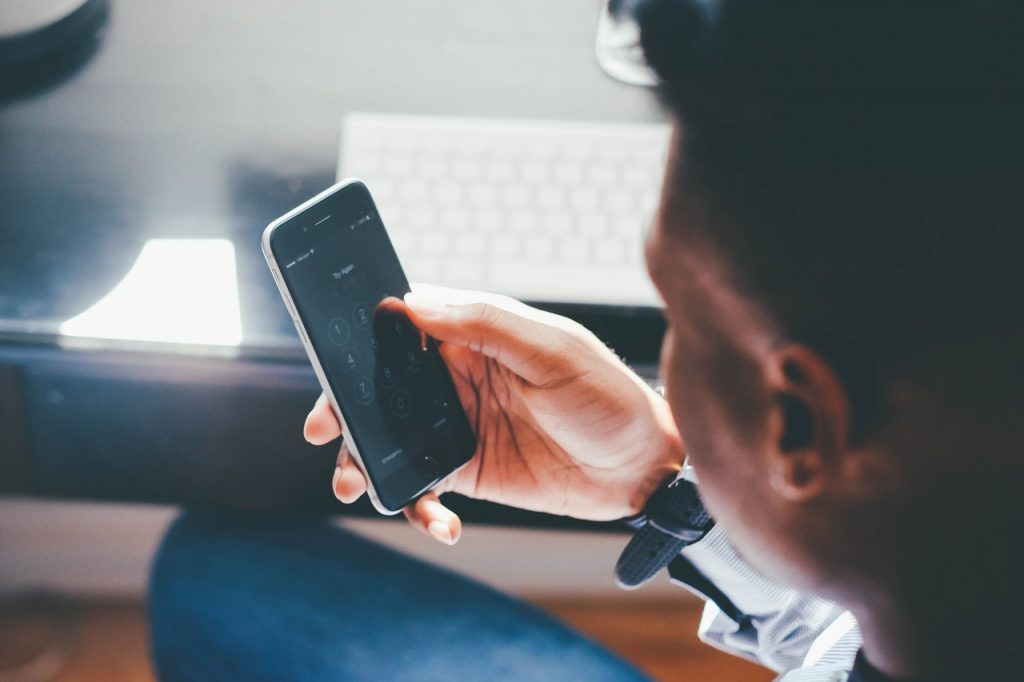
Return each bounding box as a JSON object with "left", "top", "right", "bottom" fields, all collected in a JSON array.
[{"left": 268, "top": 181, "right": 475, "bottom": 511}]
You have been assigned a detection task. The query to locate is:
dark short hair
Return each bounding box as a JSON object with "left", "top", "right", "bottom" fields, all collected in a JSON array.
[{"left": 635, "top": 0, "right": 1024, "bottom": 436}]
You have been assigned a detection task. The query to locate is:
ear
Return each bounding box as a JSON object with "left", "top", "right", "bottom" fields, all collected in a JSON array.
[{"left": 766, "top": 345, "right": 852, "bottom": 503}]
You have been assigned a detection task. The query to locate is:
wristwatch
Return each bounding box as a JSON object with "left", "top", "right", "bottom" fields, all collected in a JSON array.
[{"left": 614, "top": 461, "right": 715, "bottom": 589}]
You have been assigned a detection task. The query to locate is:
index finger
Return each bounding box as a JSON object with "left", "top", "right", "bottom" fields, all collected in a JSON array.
[
  {"left": 304, "top": 393, "right": 342, "bottom": 445},
  {"left": 403, "top": 284, "right": 591, "bottom": 387}
]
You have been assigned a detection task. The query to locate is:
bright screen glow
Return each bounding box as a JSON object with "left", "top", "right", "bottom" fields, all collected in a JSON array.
[{"left": 60, "top": 239, "right": 242, "bottom": 346}]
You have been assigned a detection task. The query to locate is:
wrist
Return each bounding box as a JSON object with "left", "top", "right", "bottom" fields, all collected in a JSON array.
[
  {"left": 615, "top": 462, "right": 715, "bottom": 589},
  {"left": 623, "top": 397, "right": 687, "bottom": 516}
]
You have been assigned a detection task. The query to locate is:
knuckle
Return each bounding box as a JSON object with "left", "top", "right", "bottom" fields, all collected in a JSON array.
[
  {"left": 551, "top": 320, "right": 594, "bottom": 355},
  {"left": 547, "top": 332, "right": 580, "bottom": 359},
  {"left": 464, "top": 301, "right": 502, "bottom": 327},
  {"left": 460, "top": 303, "right": 508, "bottom": 348}
]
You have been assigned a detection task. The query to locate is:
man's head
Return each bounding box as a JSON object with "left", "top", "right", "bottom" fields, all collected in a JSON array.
[{"left": 638, "top": 0, "right": 1024, "bottom": 602}]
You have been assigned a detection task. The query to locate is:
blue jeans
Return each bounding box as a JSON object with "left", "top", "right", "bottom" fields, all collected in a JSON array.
[{"left": 149, "top": 513, "right": 649, "bottom": 681}]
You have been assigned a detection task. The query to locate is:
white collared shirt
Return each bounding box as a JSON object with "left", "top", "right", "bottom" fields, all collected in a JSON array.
[{"left": 676, "top": 525, "right": 862, "bottom": 681}]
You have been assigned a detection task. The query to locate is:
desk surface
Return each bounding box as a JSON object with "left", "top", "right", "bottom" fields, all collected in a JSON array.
[
  {"left": 0, "top": 1, "right": 667, "bottom": 519},
  {"left": 1, "top": 0, "right": 666, "bottom": 358}
]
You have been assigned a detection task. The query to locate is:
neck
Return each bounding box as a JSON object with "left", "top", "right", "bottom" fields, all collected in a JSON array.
[
  {"left": 844, "top": 529, "right": 1024, "bottom": 679},
  {"left": 829, "top": 423, "right": 1024, "bottom": 679}
]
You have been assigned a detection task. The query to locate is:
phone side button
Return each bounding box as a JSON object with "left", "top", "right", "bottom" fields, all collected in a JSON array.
[{"left": 293, "top": 320, "right": 309, "bottom": 345}]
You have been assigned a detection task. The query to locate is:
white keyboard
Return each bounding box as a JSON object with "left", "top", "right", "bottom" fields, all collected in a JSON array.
[{"left": 339, "top": 113, "right": 671, "bottom": 307}]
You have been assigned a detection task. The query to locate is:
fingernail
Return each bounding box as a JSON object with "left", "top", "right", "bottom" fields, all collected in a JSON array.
[
  {"left": 428, "top": 520, "right": 454, "bottom": 545},
  {"left": 303, "top": 416, "right": 316, "bottom": 443},
  {"left": 404, "top": 292, "right": 446, "bottom": 316},
  {"left": 332, "top": 467, "right": 344, "bottom": 499}
]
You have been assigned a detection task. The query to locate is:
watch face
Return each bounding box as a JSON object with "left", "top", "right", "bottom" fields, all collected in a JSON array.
[{"left": 680, "top": 460, "right": 699, "bottom": 484}]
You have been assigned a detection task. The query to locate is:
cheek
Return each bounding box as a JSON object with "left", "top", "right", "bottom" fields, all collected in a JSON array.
[
  {"left": 658, "top": 327, "right": 767, "bottom": 530},
  {"left": 660, "top": 328, "right": 725, "bottom": 474}
]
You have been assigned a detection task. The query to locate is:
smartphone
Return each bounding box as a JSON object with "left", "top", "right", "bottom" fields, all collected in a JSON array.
[{"left": 262, "top": 179, "right": 477, "bottom": 514}]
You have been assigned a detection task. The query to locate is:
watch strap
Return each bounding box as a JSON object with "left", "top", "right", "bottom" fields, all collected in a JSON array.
[{"left": 615, "top": 476, "right": 714, "bottom": 589}]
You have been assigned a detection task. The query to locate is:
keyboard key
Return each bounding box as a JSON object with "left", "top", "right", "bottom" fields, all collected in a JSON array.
[
  {"left": 375, "top": 203, "right": 401, "bottom": 226},
  {"left": 537, "top": 187, "right": 563, "bottom": 210},
  {"left": 611, "top": 212, "right": 643, "bottom": 238},
  {"left": 634, "top": 147, "right": 665, "bottom": 164},
  {"left": 486, "top": 160, "right": 515, "bottom": 182},
  {"left": 442, "top": 209, "right": 471, "bottom": 232},
  {"left": 370, "top": 181, "right": 397, "bottom": 203},
  {"left": 475, "top": 210, "right": 503, "bottom": 232},
  {"left": 639, "top": 190, "right": 660, "bottom": 217},
  {"left": 491, "top": 234, "right": 520, "bottom": 259},
  {"left": 399, "top": 182, "right": 429, "bottom": 203},
  {"left": 384, "top": 157, "right": 414, "bottom": 177},
  {"left": 542, "top": 212, "right": 572, "bottom": 234},
  {"left": 554, "top": 162, "right": 584, "bottom": 184},
  {"left": 444, "top": 261, "right": 484, "bottom": 287},
  {"left": 570, "top": 188, "right": 600, "bottom": 211},
  {"left": 508, "top": 211, "right": 537, "bottom": 234},
  {"left": 576, "top": 212, "right": 608, "bottom": 235},
  {"left": 525, "top": 236, "right": 555, "bottom": 260},
  {"left": 501, "top": 185, "right": 531, "bottom": 207},
  {"left": 422, "top": 233, "right": 450, "bottom": 254},
  {"left": 455, "top": 233, "right": 485, "bottom": 256},
  {"left": 560, "top": 237, "right": 591, "bottom": 263},
  {"left": 434, "top": 182, "right": 463, "bottom": 205},
  {"left": 406, "top": 259, "right": 440, "bottom": 283},
  {"left": 595, "top": 238, "right": 627, "bottom": 264},
  {"left": 521, "top": 161, "right": 549, "bottom": 183},
  {"left": 467, "top": 184, "right": 498, "bottom": 206},
  {"left": 587, "top": 164, "right": 616, "bottom": 185},
  {"left": 418, "top": 158, "right": 446, "bottom": 179},
  {"left": 623, "top": 166, "right": 651, "bottom": 187},
  {"left": 605, "top": 192, "right": 633, "bottom": 211},
  {"left": 406, "top": 207, "right": 437, "bottom": 232},
  {"left": 388, "top": 229, "right": 418, "bottom": 254},
  {"left": 627, "top": 241, "right": 645, "bottom": 265},
  {"left": 453, "top": 158, "right": 482, "bottom": 181}
]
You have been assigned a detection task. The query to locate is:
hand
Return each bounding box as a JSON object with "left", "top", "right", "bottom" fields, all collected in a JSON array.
[{"left": 304, "top": 284, "right": 684, "bottom": 545}]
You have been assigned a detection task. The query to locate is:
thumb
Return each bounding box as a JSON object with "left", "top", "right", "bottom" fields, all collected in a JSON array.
[
  {"left": 404, "top": 491, "right": 462, "bottom": 546},
  {"left": 403, "top": 286, "right": 584, "bottom": 387}
]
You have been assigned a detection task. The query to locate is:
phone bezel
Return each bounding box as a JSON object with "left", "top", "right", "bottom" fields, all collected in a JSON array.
[{"left": 262, "top": 178, "right": 473, "bottom": 514}]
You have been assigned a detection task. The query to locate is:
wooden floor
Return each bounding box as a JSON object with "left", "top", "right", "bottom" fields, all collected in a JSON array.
[
  {"left": 0, "top": 594, "right": 772, "bottom": 682},
  {"left": 541, "top": 597, "right": 772, "bottom": 682}
]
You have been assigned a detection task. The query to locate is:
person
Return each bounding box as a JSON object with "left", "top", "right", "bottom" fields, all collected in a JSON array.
[{"left": 148, "top": 1, "right": 1024, "bottom": 680}]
